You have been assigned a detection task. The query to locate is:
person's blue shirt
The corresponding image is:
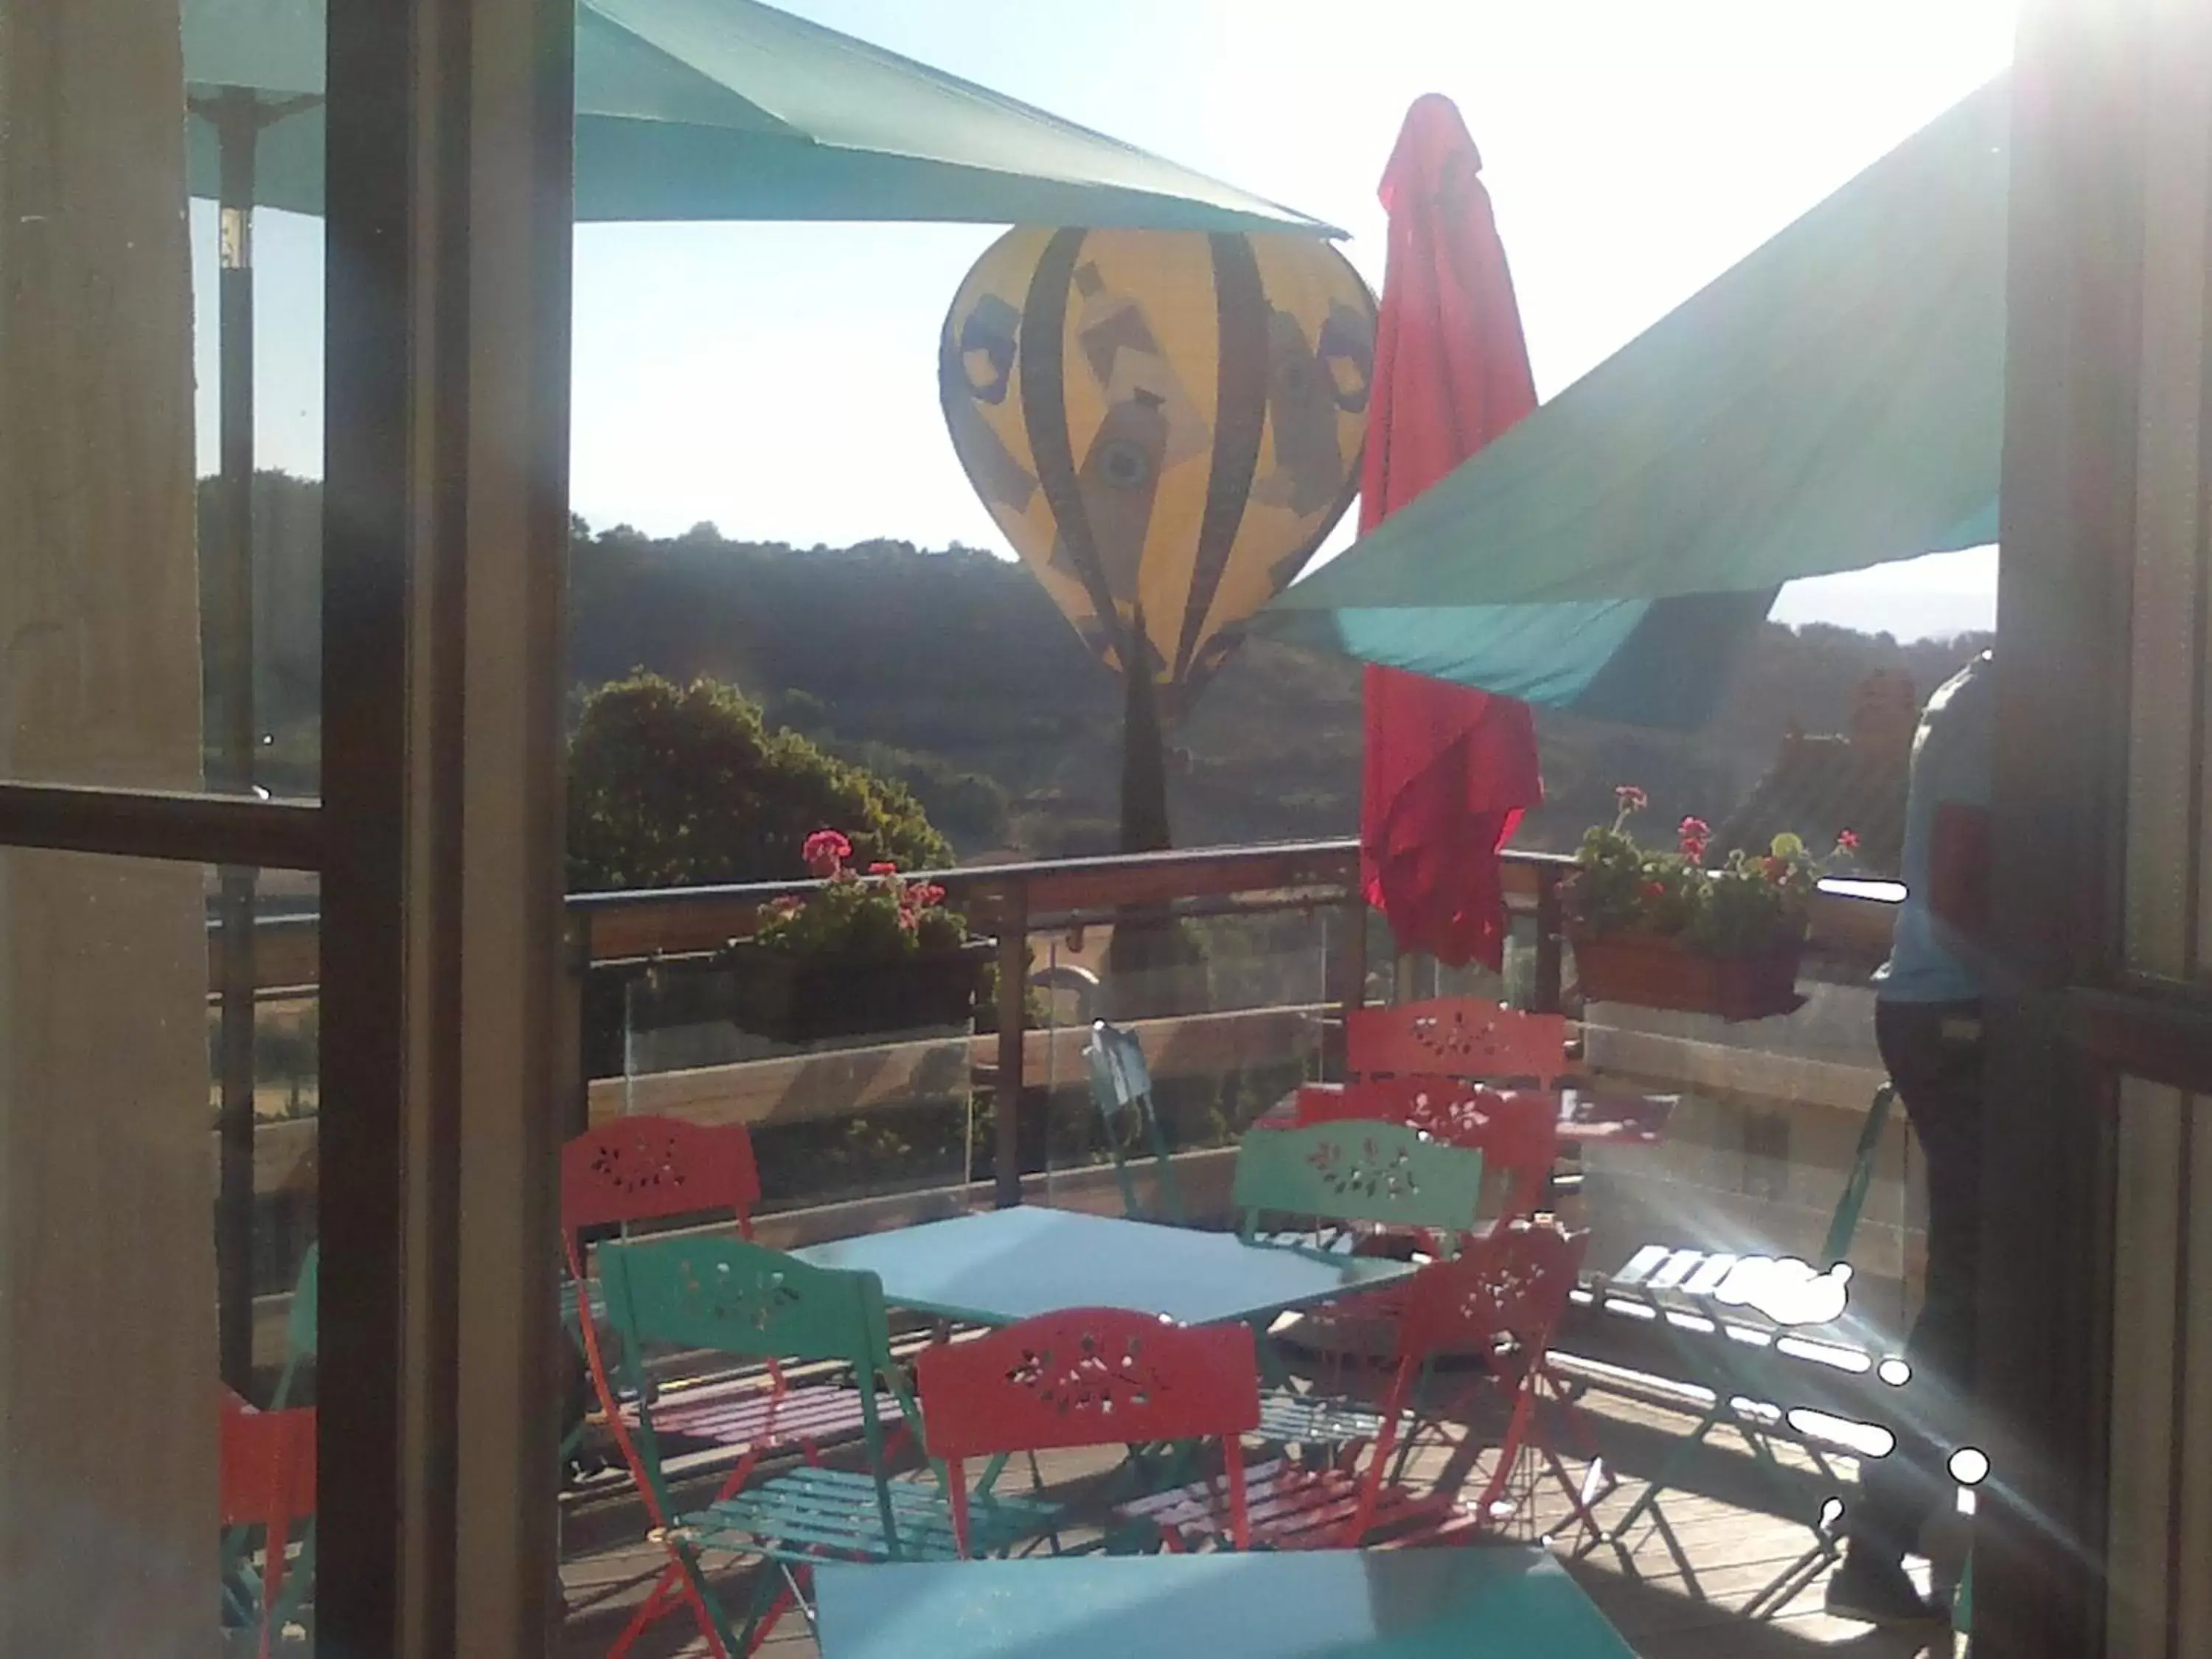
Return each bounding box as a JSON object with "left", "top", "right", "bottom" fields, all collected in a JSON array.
[{"left": 1875, "top": 653, "right": 1993, "bottom": 1004}]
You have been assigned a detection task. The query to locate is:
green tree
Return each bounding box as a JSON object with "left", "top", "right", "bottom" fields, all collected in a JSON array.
[{"left": 567, "top": 672, "right": 950, "bottom": 891}]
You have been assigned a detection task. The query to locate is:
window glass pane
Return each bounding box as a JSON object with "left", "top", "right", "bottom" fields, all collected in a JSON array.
[
  {"left": 0, "top": 0, "right": 324, "bottom": 797},
  {"left": 0, "top": 849, "right": 316, "bottom": 1648}
]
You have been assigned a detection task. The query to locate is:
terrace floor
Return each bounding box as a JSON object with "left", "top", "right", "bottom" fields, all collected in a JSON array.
[{"left": 554, "top": 1343, "right": 1968, "bottom": 1659}]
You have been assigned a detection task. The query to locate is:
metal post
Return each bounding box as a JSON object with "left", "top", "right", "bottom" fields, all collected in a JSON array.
[
  {"left": 1118, "top": 639, "right": 1172, "bottom": 856},
  {"left": 1534, "top": 865, "right": 1564, "bottom": 1015},
  {"left": 994, "top": 884, "right": 1029, "bottom": 1208},
  {"left": 212, "top": 88, "right": 260, "bottom": 1395},
  {"left": 1328, "top": 893, "right": 1367, "bottom": 1079},
  {"left": 561, "top": 912, "right": 592, "bottom": 1143}
]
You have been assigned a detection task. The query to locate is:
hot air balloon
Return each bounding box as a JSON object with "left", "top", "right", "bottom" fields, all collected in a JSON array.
[{"left": 941, "top": 227, "right": 1377, "bottom": 850}]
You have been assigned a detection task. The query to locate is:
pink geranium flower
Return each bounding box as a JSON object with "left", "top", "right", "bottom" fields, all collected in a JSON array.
[{"left": 802, "top": 828, "right": 852, "bottom": 877}]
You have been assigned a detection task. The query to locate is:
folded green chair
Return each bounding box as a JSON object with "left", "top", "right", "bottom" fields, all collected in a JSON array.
[{"left": 1081, "top": 1020, "right": 1183, "bottom": 1224}]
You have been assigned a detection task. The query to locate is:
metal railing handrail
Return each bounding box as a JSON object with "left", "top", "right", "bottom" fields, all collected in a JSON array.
[{"left": 209, "top": 839, "right": 1896, "bottom": 994}]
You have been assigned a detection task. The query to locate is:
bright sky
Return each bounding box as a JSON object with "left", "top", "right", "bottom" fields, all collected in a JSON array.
[{"left": 195, "top": 0, "right": 2014, "bottom": 640}]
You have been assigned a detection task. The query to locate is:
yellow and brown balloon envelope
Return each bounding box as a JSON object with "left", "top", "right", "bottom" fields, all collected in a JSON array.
[{"left": 940, "top": 228, "right": 1377, "bottom": 717}]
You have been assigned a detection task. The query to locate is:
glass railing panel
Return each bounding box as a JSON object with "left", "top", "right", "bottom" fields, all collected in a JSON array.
[
  {"left": 602, "top": 950, "right": 982, "bottom": 1217},
  {"left": 1030, "top": 899, "right": 1335, "bottom": 1218}
]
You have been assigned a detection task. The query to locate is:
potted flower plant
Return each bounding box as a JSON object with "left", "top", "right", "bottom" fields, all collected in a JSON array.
[
  {"left": 1562, "top": 786, "right": 1854, "bottom": 1021},
  {"left": 720, "top": 829, "right": 991, "bottom": 1044}
]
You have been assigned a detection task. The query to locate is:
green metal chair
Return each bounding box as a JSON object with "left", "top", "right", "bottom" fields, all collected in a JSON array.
[
  {"left": 223, "top": 1243, "right": 319, "bottom": 1642},
  {"left": 1822, "top": 1083, "right": 1898, "bottom": 1269},
  {"left": 270, "top": 1239, "right": 318, "bottom": 1409},
  {"left": 1231, "top": 1119, "right": 1487, "bottom": 1250},
  {"left": 1581, "top": 1082, "right": 1902, "bottom": 1615},
  {"left": 1231, "top": 1121, "right": 1486, "bottom": 1453},
  {"left": 597, "top": 1234, "right": 1050, "bottom": 1654},
  {"left": 1081, "top": 1020, "right": 1183, "bottom": 1223}
]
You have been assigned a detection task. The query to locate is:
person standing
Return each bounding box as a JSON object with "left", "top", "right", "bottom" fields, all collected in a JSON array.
[{"left": 1827, "top": 649, "right": 1994, "bottom": 1624}]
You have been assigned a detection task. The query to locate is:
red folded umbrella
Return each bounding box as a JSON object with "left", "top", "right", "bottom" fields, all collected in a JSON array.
[{"left": 1360, "top": 94, "right": 1545, "bottom": 972}]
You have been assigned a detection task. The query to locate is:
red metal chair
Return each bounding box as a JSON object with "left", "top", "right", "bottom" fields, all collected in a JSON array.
[
  {"left": 1371, "top": 1222, "right": 1608, "bottom": 1543},
  {"left": 1274, "top": 1082, "right": 1562, "bottom": 1405},
  {"left": 1346, "top": 996, "right": 1571, "bottom": 1090},
  {"left": 563, "top": 1113, "right": 765, "bottom": 1243},
  {"left": 220, "top": 1388, "right": 316, "bottom": 1659},
  {"left": 561, "top": 1116, "right": 900, "bottom": 1655},
  {"left": 1126, "top": 1224, "right": 1604, "bottom": 1552},
  {"left": 1284, "top": 1008, "right": 1571, "bottom": 1372},
  {"left": 914, "top": 1309, "right": 1262, "bottom": 1554}
]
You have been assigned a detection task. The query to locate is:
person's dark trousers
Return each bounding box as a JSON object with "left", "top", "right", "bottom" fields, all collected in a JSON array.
[{"left": 1847, "top": 996, "right": 1986, "bottom": 1565}]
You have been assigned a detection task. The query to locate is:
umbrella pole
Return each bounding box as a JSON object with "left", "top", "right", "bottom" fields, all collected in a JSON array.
[
  {"left": 1107, "top": 655, "right": 1205, "bottom": 1018},
  {"left": 1118, "top": 655, "right": 1172, "bottom": 856},
  {"left": 211, "top": 89, "right": 260, "bottom": 1395}
]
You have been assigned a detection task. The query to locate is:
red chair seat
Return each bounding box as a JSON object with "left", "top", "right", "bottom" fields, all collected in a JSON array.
[
  {"left": 1118, "top": 1457, "right": 1463, "bottom": 1551},
  {"left": 634, "top": 1379, "right": 900, "bottom": 1453}
]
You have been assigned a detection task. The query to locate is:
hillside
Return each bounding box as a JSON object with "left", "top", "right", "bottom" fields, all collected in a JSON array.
[
  {"left": 568, "top": 518, "right": 1990, "bottom": 862},
  {"left": 219, "top": 474, "right": 1992, "bottom": 864}
]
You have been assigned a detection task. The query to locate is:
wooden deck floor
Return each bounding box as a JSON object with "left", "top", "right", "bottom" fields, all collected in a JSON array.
[{"left": 555, "top": 1365, "right": 1967, "bottom": 1659}]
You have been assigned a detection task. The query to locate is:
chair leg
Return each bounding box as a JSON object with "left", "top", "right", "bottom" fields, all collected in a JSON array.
[
  {"left": 608, "top": 1433, "right": 785, "bottom": 1655},
  {"left": 772, "top": 1563, "right": 817, "bottom": 1643},
  {"left": 267, "top": 1521, "right": 316, "bottom": 1642},
  {"left": 1464, "top": 1383, "right": 1541, "bottom": 1526},
  {"left": 608, "top": 1573, "right": 678, "bottom": 1659},
  {"left": 732, "top": 1564, "right": 797, "bottom": 1659},
  {"left": 1529, "top": 1382, "right": 1611, "bottom": 1545},
  {"left": 1587, "top": 1397, "right": 1725, "bottom": 1581},
  {"left": 619, "top": 1536, "right": 734, "bottom": 1659},
  {"left": 667, "top": 1540, "right": 740, "bottom": 1659}
]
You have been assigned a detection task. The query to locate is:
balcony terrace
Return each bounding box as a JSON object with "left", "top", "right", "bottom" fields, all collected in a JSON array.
[{"left": 219, "top": 841, "right": 1955, "bottom": 1656}]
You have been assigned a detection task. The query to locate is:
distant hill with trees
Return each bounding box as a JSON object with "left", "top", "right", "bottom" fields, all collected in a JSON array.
[
  {"left": 568, "top": 516, "right": 1989, "bottom": 861},
  {"left": 221, "top": 473, "right": 1993, "bottom": 865}
]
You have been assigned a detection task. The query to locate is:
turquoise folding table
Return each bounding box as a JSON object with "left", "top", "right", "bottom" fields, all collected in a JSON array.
[{"left": 813, "top": 1545, "right": 1641, "bottom": 1658}]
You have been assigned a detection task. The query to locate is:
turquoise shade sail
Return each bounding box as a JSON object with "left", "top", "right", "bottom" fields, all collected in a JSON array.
[
  {"left": 1262, "top": 77, "right": 2008, "bottom": 722},
  {"left": 1267, "top": 589, "right": 1780, "bottom": 728},
  {"left": 183, "top": 0, "right": 1338, "bottom": 233}
]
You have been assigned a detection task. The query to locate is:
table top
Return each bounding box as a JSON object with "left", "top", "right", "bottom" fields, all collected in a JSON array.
[
  {"left": 813, "top": 1545, "right": 1640, "bottom": 1659},
  {"left": 790, "top": 1206, "right": 1416, "bottom": 1328},
  {"left": 1275, "top": 1083, "right": 1676, "bottom": 1145}
]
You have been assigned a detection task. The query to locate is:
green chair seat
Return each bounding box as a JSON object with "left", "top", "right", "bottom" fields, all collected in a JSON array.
[{"left": 686, "top": 1465, "right": 1057, "bottom": 1564}]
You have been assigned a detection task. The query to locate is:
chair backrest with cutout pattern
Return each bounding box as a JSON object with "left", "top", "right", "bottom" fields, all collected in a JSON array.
[
  {"left": 1394, "top": 1222, "right": 1589, "bottom": 1363},
  {"left": 1346, "top": 997, "right": 1569, "bottom": 1088},
  {"left": 917, "top": 1309, "right": 1258, "bottom": 1552},
  {"left": 560, "top": 1115, "right": 762, "bottom": 1252},
  {"left": 1294, "top": 1079, "right": 1559, "bottom": 1222},
  {"left": 1232, "top": 1120, "right": 1486, "bottom": 1239}
]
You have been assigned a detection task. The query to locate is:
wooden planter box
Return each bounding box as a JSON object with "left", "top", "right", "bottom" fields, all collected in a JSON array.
[
  {"left": 719, "top": 939, "right": 992, "bottom": 1045},
  {"left": 1568, "top": 927, "right": 1806, "bottom": 1023}
]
